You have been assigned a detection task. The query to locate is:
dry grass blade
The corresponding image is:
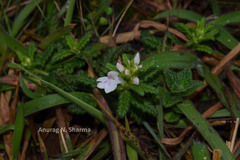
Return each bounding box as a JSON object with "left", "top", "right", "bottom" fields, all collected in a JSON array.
[
  {"left": 133, "top": 20, "right": 189, "bottom": 41},
  {"left": 212, "top": 149, "right": 222, "bottom": 160},
  {"left": 82, "top": 129, "right": 108, "bottom": 160},
  {"left": 0, "top": 75, "right": 37, "bottom": 90},
  {"left": 191, "top": 43, "right": 240, "bottom": 97},
  {"left": 56, "top": 107, "right": 72, "bottom": 153},
  {"left": 225, "top": 63, "right": 240, "bottom": 99}
]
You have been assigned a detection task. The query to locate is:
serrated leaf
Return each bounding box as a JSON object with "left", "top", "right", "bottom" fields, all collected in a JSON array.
[
  {"left": 131, "top": 96, "right": 155, "bottom": 115},
  {"left": 105, "top": 63, "right": 117, "bottom": 72},
  {"left": 65, "top": 35, "right": 77, "bottom": 50},
  {"left": 164, "top": 111, "right": 181, "bottom": 123},
  {"left": 164, "top": 68, "right": 193, "bottom": 93},
  {"left": 160, "top": 88, "right": 182, "bottom": 108},
  {"left": 77, "top": 32, "right": 93, "bottom": 50},
  {"left": 139, "top": 83, "right": 158, "bottom": 94},
  {"left": 195, "top": 45, "right": 213, "bottom": 54},
  {"left": 130, "top": 84, "right": 144, "bottom": 96},
  {"left": 177, "top": 68, "right": 192, "bottom": 89},
  {"left": 181, "top": 80, "right": 203, "bottom": 96},
  {"left": 50, "top": 50, "right": 73, "bottom": 64},
  {"left": 117, "top": 91, "right": 131, "bottom": 118}
]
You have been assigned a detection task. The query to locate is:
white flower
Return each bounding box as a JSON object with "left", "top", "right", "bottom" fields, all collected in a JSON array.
[
  {"left": 97, "top": 71, "right": 123, "bottom": 93},
  {"left": 133, "top": 77, "right": 139, "bottom": 85}
]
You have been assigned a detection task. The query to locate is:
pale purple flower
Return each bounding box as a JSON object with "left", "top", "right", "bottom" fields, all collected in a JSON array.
[
  {"left": 134, "top": 52, "right": 140, "bottom": 65},
  {"left": 107, "top": 71, "right": 124, "bottom": 85},
  {"left": 97, "top": 71, "right": 123, "bottom": 93},
  {"left": 116, "top": 63, "right": 124, "bottom": 72},
  {"left": 133, "top": 52, "right": 142, "bottom": 69},
  {"left": 133, "top": 77, "right": 139, "bottom": 85}
]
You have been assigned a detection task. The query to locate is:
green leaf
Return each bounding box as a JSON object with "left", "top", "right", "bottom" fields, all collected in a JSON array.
[
  {"left": 0, "top": 124, "right": 15, "bottom": 135},
  {"left": 117, "top": 91, "right": 131, "bottom": 118},
  {"left": 142, "top": 121, "right": 171, "bottom": 159},
  {"left": 64, "top": 0, "right": 75, "bottom": 26},
  {"left": 177, "top": 100, "right": 235, "bottom": 160},
  {"left": 139, "top": 83, "right": 158, "bottom": 94},
  {"left": 20, "top": 74, "right": 42, "bottom": 99},
  {"left": 192, "top": 142, "right": 211, "bottom": 160},
  {"left": 215, "top": 26, "right": 239, "bottom": 49},
  {"left": 39, "top": 24, "right": 76, "bottom": 49},
  {"left": 195, "top": 62, "right": 240, "bottom": 118},
  {"left": 160, "top": 88, "right": 182, "bottom": 108},
  {"left": 125, "top": 117, "right": 138, "bottom": 160},
  {"left": 154, "top": 9, "right": 202, "bottom": 22},
  {"left": 12, "top": 104, "right": 24, "bottom": 160},
  {"left": 164, "top": 68, "right": 192, "bottom": 92},
  {"left": 195, "top": 45, "right": 213, "bottom": 54},
  {"left": 77, "top": 32, "right": 93, "bottom": 50},
  {"left": 181, "top": 80, "right": 203, "bottom": 96},
  {"left": 11, "top": 0, "right": 43, "bottom": 37},
  {"left": 130, "top": 84, "right": 145, "bottom": 96},
  {"left": 65, "top": 35, "right": 77, "bottom": 50},
  {"left": 24, "top": 92, "right": 95, "bottom": 116},
  {"left": 0, "top": 27, "right": 28, "bottom": 55},
  {"left": 177, "top": 68, "right": 192, "bottom": 89},
  {"left": 164, "top": 111, "right": 181, "bottom": 123},
  {"left": 142, "top": 51, "right": 198, "bottom": 69},
  {"left": 210, "top": 0, "right": 220, "bottom": 16},
  {"left": 210, "top": 11, "right": 240, "bottom": 26}
]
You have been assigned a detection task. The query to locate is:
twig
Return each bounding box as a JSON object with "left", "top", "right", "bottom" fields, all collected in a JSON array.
[
  {"left": 112, "top": 0, "right": 134, "bottom": 37},
  {"left": 230, "top": 118, "right": 240, "bottom": 152}
]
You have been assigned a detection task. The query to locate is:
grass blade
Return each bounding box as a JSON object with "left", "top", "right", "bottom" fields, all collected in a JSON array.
[
  {"left": 64, "top": 0, "right": 75, "bottom": 26},
  {"left": 142, "top": 121, "right": 170, "bottom": 159},
  {"left": 11, "top": 0, "right": 43, "bottom": 37},
  {"left": 211, "top": 11, "right": 240, "bottom": 26},
  {"left": 24, "top": 92, "right": 95, "bottom": 116},
  {"left": 0, "top": 27, "right": 27, "bottom": 55},
  {"left": 12, "top": 104, "right": 24, "bottom": 160},
  {"left": 215, "top": 26, "right": 239, "bottom": 49},
  {"left": 142, "top": 51, "right": 198, "bottom": 69},
  {"left": 20, "top": 74, "right": 42, "bottom": 99},
  {"left": 39, "top": 24, "right": 76, "bottom": 49},
  {"left": 125, "top": 117, "right": 138, "bottom": 160},
  {"left": 0, "top": 124, "right": 15, "bottom": 135},
  {"left": 154, "top": 9, "right": 202, "bottom": 22},
  {"left": 177, "top": 100, "right": 235, "bottom": 160},
  {"left": 192, "top": 142, "right": 211, "bottom": 160}
]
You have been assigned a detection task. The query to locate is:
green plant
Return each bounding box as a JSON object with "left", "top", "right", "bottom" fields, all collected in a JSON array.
[
  {"left": 161, "top": 68, "right": 203, "bottom": 122},
  {"left": 174, "top": 18, "right": 219, "bottom": 54}
]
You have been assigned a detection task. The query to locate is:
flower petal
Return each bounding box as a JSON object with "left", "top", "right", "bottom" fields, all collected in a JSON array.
[
  {"left": 134, "top": 52, "right": 140, "bottom": 65},
  {"left": 97, "top": 82, "right": 105, "bottom": 89},
  {"left": 125, "top": 69, "right": 130, "bottom": 75},
  {"left": 116, "top": 63, "right": 124, "bottom": 72},
  {"left": 107, "top": 71, "right": 119, "bottom": 79},
  {"left": 104, "top": 79, "right": 118, "bottom": 93},
  {"left": 133, "top": 77, "right": 139, "bottom": 85},
  {"left": 97, "top": 77, "right": 108, "bottom": 82}
]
